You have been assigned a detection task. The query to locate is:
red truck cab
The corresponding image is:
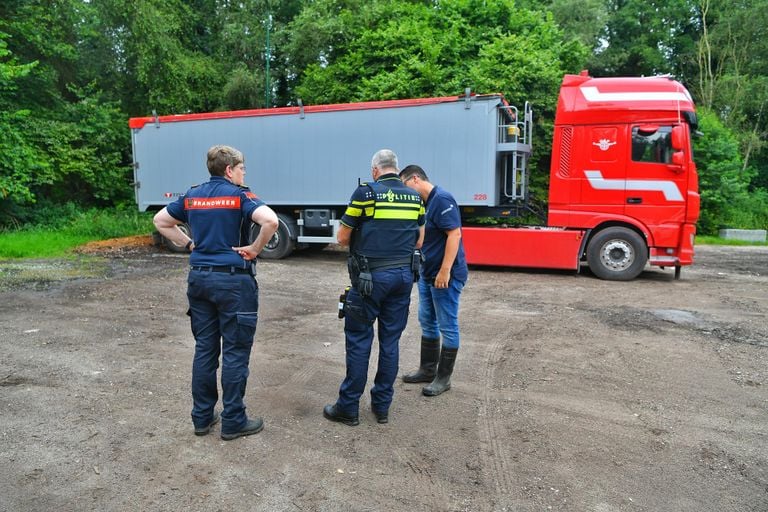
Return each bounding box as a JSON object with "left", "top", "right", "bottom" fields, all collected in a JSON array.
[{"left": 463, "top": 72, "right": 700, "bottom": 280}]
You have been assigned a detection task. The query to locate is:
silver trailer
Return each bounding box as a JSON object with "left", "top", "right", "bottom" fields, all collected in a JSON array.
[{"left": 130, "top": 93, "right": 532, "bottom": 257}]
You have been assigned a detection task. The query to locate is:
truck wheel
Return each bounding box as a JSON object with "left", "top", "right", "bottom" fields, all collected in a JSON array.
[
  {"left": 586, "top": 227, "right": 648, "bottom": 281},
  {"left": 250, "top": 214, "right": 295, "bottom": 259},
  {"left": 162, "top": 223, "right": 193, "bottom": 253}
]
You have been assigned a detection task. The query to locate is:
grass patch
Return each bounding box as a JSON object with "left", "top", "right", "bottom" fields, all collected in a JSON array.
[
  {"left": 0, "top": 208, "right": 155, "bottom": 259},
  {"left": 696, "top": 235, "right": 768, "bottom": 246},
  {"left": 0, "top": 230, "right": 93, "bottom": 258}
]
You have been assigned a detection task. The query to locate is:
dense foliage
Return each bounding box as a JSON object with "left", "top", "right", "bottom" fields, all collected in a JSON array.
[{"left": 0, "top": 0, "right": 766, "bottom": 233}]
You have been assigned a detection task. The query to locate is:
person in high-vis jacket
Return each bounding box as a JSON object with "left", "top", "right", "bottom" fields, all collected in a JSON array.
[
  {"left": 323, "top": 149, "right": 424, "bottom": 426},
  {"left": 153, "top": 145, "right": 278, "bottom": 441},
  {"left": 399, "top": 164, "right": 468, "bottom": 397}
]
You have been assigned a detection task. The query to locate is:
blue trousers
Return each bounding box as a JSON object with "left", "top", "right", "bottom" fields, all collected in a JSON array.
[
  {"left": 417, "top": 276, "right": 465, "bottom": 349},
  {"left": 336, "top": 266, "right": 414, "bottom": 416},
  {"left": 187, "top": 269, "right": 258, "bottom": 434}
]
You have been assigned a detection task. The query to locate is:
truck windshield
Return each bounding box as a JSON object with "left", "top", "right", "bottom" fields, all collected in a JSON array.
[{"left": 631, "top": 126, "right": 673, "bottom": 164}]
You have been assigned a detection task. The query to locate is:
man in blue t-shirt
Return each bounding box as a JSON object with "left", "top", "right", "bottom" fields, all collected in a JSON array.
[
  {"left": 399, "top": 164, "right": 468, "bottom": 396},
  {"left": 153, "top": 145, "right": 278, "bottom": 440}
]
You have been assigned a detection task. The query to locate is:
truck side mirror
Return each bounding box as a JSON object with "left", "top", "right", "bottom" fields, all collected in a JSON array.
[
  {"left": 671, "top": 125, "right": 685, "bottom": 150},
  {"left": 671, "top": 150, "right": 685, "bottom": 167}
]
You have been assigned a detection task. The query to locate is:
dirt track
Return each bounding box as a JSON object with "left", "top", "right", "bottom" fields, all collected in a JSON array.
[{"left": 0, "top": 243, "right": 766, "bottom": 511}]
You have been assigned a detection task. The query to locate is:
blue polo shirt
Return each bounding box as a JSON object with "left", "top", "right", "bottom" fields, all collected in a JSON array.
[
  {"left": 166, "top": 176, "right": 265, "bottom": 267},
  {"left": 421, "top": 186, "right": 468, "bottom": 283}
]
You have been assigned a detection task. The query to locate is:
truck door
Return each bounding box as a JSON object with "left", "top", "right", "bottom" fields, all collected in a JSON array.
[
  {"left": 579, "top": 125, "right": 626, "bottom": 210},
  {"left": 623, "top": 124, "right": 688, "bottom": 246}
]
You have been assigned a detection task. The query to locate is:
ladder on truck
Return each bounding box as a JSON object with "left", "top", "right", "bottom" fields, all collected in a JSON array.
[{"left": 496, "top": 102, "right": 533, "bottom": 209}]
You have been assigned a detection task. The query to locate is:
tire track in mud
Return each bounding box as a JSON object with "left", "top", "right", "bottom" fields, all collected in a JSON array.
[
  {"left": 278, "top": 360, "right": 319, "bottom": 389},
  {"left": 393, "top": 447, "right": 448, "bottom": 510},
  {"left": 477, "top": 339, "right": 515, "bottom": 498}
]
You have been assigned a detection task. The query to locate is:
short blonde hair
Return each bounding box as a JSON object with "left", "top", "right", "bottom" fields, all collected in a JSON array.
[{"left": 206, "top": 145, "right": 244, "bottom": 176}]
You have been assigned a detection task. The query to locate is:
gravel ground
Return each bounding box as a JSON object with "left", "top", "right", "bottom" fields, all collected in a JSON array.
[{"left": 0, "top": 242, "right": 766, "bottom": 511}]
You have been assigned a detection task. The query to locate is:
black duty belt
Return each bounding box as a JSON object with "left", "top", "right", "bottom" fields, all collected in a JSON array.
[
  {"left": 367, "top": 258, "right": 412, "bottom": 271},
  {"left": 190, "top": 265, "right": 252, "bottom": 275}
]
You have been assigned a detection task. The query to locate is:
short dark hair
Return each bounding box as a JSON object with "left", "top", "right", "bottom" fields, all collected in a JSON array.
[{"left": 399, "top": 164, "right": 429, "bottom": 183}]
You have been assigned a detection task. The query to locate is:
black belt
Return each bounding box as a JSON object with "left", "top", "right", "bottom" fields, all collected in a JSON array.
[
  {"left": 367, "top": 258, "right": 411, "bottom": 271},
  {"left": 190, "top": 265, "right": 252, "bottom": 275}
]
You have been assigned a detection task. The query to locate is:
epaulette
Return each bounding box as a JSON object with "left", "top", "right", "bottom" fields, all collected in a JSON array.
[
  {"left": 190, "top": 183, "right": 200, "bottom": 189},
  {"left": 359, "top": 181, "right": 376, "bottom": 198}
]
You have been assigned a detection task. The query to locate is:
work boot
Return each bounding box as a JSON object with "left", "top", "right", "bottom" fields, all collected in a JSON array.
[
  {"left": 323, "top": 404, "right": 359, "bottom": 426},
  {"left": 220, "top": 418, "right": 264, "bottom": 440},
  {"left": 402, "top": 337, "right": 440, "bottom": 383},
  {"left": 372, "top": 406, "right": 389, "bottom": 424},
  {"left": 194, "top": 411, "right": 220, "bottom": 436},
  {"left": 422, "top": 347, "right": 458, "bottom": 397}
]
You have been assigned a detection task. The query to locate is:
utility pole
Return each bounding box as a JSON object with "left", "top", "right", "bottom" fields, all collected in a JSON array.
[{"left": 264, "top": 13, "right": 272, "bottom": 107}]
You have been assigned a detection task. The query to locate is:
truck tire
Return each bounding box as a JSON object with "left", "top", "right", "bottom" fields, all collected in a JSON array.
[
  {"left": 586, "top": 227, "right": 648, "bottom": 281},
  {"left": 162, "top": 223, "right": 193, "bottom": 253},
  {"left": 250, "top": 214, "right": 295, "bottom": 259}
]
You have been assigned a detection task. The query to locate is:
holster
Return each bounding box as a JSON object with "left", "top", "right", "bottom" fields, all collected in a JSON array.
[
  {"left": 411, "top": 250, "right": 421, "bottom": 283},
  {"left": 347, "top": 255, "right": 360, "bottom": 288},
  {"left": 347, "top": 253, "right": 373, "bottom": 297}
]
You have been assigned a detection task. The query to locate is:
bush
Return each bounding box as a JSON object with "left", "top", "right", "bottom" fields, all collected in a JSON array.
[
  {"left": 693, "top": 109, "right": 761, "bottom": 234},
  {"left": 721, "top": 187, "right": 768, "bottom": 231}
]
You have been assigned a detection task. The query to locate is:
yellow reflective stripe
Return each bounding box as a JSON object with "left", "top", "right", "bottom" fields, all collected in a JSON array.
[
  {"left": 374, "top": 201, "right": 421, "bottom": 209},
  {"left": 372, "top": 201, "right": 422, "bottom": 220},
  {"left": 345, "top": 206, "right": 363, "bottom": 217},
  {"left": 374, "top": 210, "right": 421, "bottom": 220},
  {"left": 349, "top": 200, "right": 375, "bottom": 218}
]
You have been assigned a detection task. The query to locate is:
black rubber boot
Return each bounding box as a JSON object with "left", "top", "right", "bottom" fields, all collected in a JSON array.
[
  {"left": 422, "top": 347, "right": 457, "bottom": 396},
  {"left": 402, "top": 337, "right": 440, "bottom": 383}
]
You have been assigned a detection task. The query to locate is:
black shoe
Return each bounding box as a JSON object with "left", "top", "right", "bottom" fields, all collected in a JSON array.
[
  {"left": 220, "top": 418, "right": 264, "bottom": 440},
  {"left": 372, "top": 409, "right": 389, "bottom": 424},
  {"left": 194, "top": 412, "right": 219, "bottom": 436},
  {"left": 323, "top": 404, "right": 359, "bottom": 426}
]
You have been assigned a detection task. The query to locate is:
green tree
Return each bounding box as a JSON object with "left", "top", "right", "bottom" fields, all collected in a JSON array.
[
  {"left": 697, "top": 0, "right": 768, "bottom": 190},
  {"left": 693, "top": 109, "right": 767, "bottom": 233},
  {"left": 0, "top": 32, "right": 43, "bottom": 208},
  {"left": 215, "top": 0, "right": 306, "bottom": 108},
  {"left": 292, "top": 0, "right": 585, "bottom": 198},
  {"left": 127, "top": 0, "right": 223, "bottom": 114},
  {"left": 517, "top": 0, "right": 607, "bottom": 52},
  {"left": 0, "top": 1, "right": 132, "bottom": 227},
  {"left": 589, "top": 0, "right": 699, "bottom": 81}
]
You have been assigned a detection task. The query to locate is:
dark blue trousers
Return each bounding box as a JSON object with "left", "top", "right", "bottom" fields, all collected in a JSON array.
[
  {"left": 336, "top": 266, "right": 414, "bottom": 416},
  {"left": 187, "top": 269, "right": 258, "bottom": 434}
]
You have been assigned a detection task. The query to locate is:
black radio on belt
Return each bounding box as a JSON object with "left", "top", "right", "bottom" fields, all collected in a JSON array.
[{"left": 338, "top": 286, "right": 350, "bottom": 319}]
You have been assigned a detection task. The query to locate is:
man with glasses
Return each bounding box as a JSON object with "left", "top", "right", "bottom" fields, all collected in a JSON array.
[
  {"left": 398, "top": 164, "right": 468, "bottom": 396},
  {"left": 153, "top": 145, "right": 278, "bottom": 440}
]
